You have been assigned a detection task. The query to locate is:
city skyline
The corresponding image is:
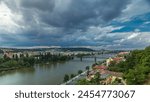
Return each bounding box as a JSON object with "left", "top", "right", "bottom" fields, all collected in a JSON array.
[{"left": 0, "top": 0, "right": 150, "bottom": 49}]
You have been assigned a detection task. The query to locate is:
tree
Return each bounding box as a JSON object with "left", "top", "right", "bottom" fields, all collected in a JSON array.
[
  {"left": 70, "top": 74, "right": 75, "bottom": 79},
  {"left": 77, "top": 78, "right": 90, "bottom": 85},
  {"left": 86, "top": 66, "right": 90, "bottom": 76},
  {"left": 63, "top": 74, "right": 69, "bottom": 82},
  {"left": 125, "top": 68, "right": 146, "bottom": 85},
  {"left": 20, "top": 54, "right": 24, "bottom": 58},
  {"left": 86, "top": 66, "right": 90, "bottom": 70},
  {"left": 3, "top": 54, "right": 10, "bottom": 61},
  {"left": 109, "top": 61, "right": 116, "bottom": 67},
  {"left": 142, "top": 55, "right": 150, "bottom": 67},
  {"left": 26, "top": 53, "right": 29, "bottom": 58},
  {"left": 15, "top": 54, "right": 19, "bottom": 61},
  {"left": 0, "top": 58, "right": 4, "bottom": 64},
  {"left": 78, "top": 70, "right": 83, "bottom": 74},
  {"left": 93, "top": 72, "right": 101, "bottom": 84},
  {"left": 12, "top": 54, "right": 15, "bottom": 59}
]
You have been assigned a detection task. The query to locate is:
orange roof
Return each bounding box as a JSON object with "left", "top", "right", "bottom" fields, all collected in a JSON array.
[
  {"left": 95, "top": 65, "right": 108, "bottom": 70},
  {"left": 112, "top": 57, "right": 123, "bottom": 61}
]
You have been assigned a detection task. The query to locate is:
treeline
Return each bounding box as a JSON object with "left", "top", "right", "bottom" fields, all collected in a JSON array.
[
  {"left": 63, "top": 66, "right": 90, "bottom": 84},
  {"left": 0, "top": 53, "right": 73, "bottom": 70},
  {"left": 0, "top": 57, "right": 35, "bottom": 69},
  {"left": 63, "top": 70, "right": 83, "bottom": 83},
  {"left": 109, "top": 46, "right": 150, "bottom": 85},
  {"left": 35, "top": 53, "right": 74, "bottom": 63}
]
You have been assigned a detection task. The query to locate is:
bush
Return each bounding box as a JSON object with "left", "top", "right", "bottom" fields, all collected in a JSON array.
[{"left": 78, "top": 70, "right": 83, "bottom": 74}]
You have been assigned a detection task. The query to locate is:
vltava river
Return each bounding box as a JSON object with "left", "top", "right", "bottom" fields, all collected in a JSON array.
[{"left": 0, "top": 54, "right": 115, "bottom": 85}]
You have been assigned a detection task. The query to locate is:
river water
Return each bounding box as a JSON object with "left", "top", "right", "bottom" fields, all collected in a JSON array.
[{"left": 0, "top": 54, "right": 115, "bottom": 85}]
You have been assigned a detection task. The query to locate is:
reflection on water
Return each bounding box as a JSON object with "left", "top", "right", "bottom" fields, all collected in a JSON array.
[
  {"left": 0, "top": 54, "right": 115, "bottom": 85},
  {"left": 0, "top": 68, "right": 35, "bottom": 76}
]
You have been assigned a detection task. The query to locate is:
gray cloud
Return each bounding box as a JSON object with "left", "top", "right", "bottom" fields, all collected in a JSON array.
[
  {"left": 21, "top": 0, "right": 55, "bottom": 11},
  {"left": 38, "top": 0, "right": 129, "bottom": 28},
  {"left": 3, "top": 0, "right": 130, "bottom": 28},
  {"left": 0, "top": 0, "right": 130, "bottom": 45},
  {"left": 1, "top": 0, "right": 150, "bottom": 49}
]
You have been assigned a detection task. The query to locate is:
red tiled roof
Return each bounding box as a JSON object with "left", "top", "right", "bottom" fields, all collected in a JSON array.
[
  {"left": 112, "top": 57, "right": 123, "bottom": 61},
  {"left": 102, "top": 70, "right": 123, "bottom": 77},
  {"left": 95, "top": 65, "right": 108, "bottom": 70}
]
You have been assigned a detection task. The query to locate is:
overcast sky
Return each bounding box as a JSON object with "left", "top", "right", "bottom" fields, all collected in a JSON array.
[{"left": 0, "top": 0, "right": 150, "bottom": 49}]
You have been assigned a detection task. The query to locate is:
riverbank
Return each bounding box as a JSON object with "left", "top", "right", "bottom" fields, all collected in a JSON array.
[
  {"left": 0, "top": 54, "right": 74, "bottom": 73},
  {"left": 0, "top": 67, "right": 20, "bottom": 72},
  {"left": 0, "top": 54, "right": 115, "bottom": 85},
  {"left": 71, "top": 53, "right": 128, "bottom": 85},
  {"left": 61, "top": 70, "right": 88, "bottom": 85}
]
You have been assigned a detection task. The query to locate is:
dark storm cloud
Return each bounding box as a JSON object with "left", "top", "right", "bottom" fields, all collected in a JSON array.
[
  {"left": 35, "top": 0, "right": 130, "bottom": 28},
  {"left": 4, "top": 0, "right": 130, "bottom": 28},
  {"left": 3, "top": 0, "right": 145, "bottom": 48},
  {"left": 21, "top": 0, "right": 55, "bottom": 12}
]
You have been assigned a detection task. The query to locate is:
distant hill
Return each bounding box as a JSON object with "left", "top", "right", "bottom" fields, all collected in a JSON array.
[
  {"left": 0, "top": 47, "right": 131, "bottom": 53},
  {"left": 0, "top": 47, "right": 95, "bottom": 52},
  {"left": 58, "top": 48, "right": 95, "bottom": 52}
]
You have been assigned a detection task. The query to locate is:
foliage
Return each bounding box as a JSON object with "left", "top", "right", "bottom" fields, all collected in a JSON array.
[
  {"left": 0, "top": 53, "right": 73, "bottom": 70},
  {"left": 90, "top": 72, "right": 101, "bottom": 85},
  {"left": 76, "top": 78, "right": 91, "bottom": 85},
  {"left": 63, "top": 74, "right": 69, "bottom": 82},
  {"left": 86, "top": 66, "right": 90, "bottom": 71},
  {"left": 77, "top": 72, "right": 101, "bottom": 85},
  {"left": 0, "top": 56, "right": 35, "bottom": 69},
  {"left": 70, "top": 74, "right": 75, "bottom": 79},
  {"left": 109, "top": 46, "right": 150, "bottom": 84},
  {"left": 36, "top": 53, "right": 73, "bottom": 63},
  {"left": 78, "top": 70, "right": 83, "bottom": 74}
]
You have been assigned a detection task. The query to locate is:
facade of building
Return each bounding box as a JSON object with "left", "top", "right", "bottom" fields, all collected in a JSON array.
[{"left": 106, "top": 57, "right": 125, "bottom": 66}]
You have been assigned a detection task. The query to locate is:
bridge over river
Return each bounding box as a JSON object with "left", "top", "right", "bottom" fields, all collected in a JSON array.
[{"left": 79, "top": 54, "right": 116, "bottom": 62}]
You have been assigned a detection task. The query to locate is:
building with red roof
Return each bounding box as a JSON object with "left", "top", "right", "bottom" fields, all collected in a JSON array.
[
  {"left": 112, "top": 57, "right": 124, "bottom": 63},
  {"left": 94, "top": 65, "right": 108, "bottom": 70}
]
